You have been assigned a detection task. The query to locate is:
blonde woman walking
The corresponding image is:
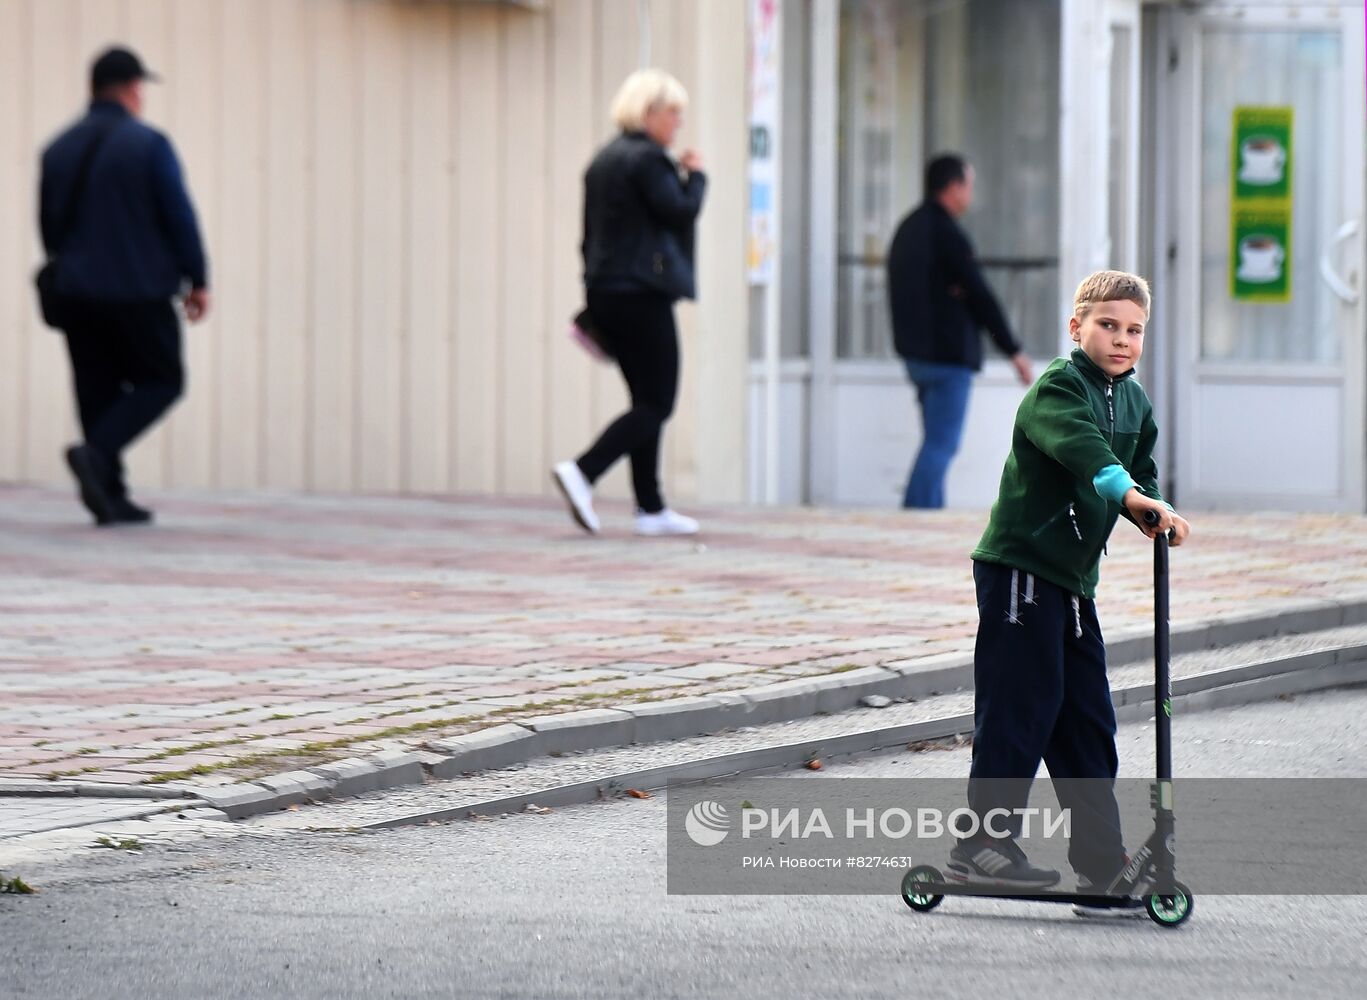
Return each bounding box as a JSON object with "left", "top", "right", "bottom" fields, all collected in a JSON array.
[{"left": 552, "top": 69, "right": 706, "bottom": 537}]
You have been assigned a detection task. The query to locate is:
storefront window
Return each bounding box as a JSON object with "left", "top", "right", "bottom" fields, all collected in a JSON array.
[
  {"left": 1199, "top": 29, "right": 1343, "bottom": 364},
  {"left": 1108, "top": 24, "right": 1134, "bottom": 271},
  {"left": 836, "top": 0, "right": 1061, "bottom": 361}
]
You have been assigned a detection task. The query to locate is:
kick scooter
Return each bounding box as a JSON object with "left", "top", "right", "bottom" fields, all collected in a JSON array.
[{"left": 900, "top": 510, "right": 1194, "bottom": 928}]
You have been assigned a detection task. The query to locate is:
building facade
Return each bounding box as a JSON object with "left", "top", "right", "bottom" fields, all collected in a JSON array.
[
  {"left": 749, "top": 0, "right": 1366, "bottom": 513},
  {"left": 0, "top": 0, "right": 750, "bottom": 504},
  {"left": 2, "top": 0, "right": 1363, "bottom": 514}
]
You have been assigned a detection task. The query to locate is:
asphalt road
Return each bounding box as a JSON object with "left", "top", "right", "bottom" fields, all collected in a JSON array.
[{"left": 4, "top": 687, "right": 1367, "bottom": 1000}]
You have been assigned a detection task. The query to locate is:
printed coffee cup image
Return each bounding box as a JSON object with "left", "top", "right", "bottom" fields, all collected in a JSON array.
[
  {"left": 1237, "top": 233, "right": 1285, "bottom": 283},
  {"left": 1239, "top": 134, "right": 1286, "bottom": 184}
]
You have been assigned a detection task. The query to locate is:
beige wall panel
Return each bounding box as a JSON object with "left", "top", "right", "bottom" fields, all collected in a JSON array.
[
  {"left": 691, "top": 0, "right": 749, "bottom": 502},
  {"left": 498, "top": 8, "right": 550, "bottom": 495},
  {"left": 2, "top": 0, "right": 749, "bottom": 506},
  {"left": 355, "top": 1, "right": 406, "bottom": 493},
  {"left": 544, "top": 0, "right": 600, "bottom": 488},
  {"left": 307, "top": 0, "right": 358, "bottom": 491},
  {"left": 162, "top": 0, "right": 220, "bottom": 489},
  {"left": 260, "top": 0, "right": 311, "bottom": 492},
  {"left": 120, "top": 0, "right": 173, "bottom": 490},
  {"left": 214, "top": 0, "right": 268, "bottom": 489},
  {"left": 75, "top": 0, "right": 126, "bottom": 64},
  {"left": 451, "top": 4, "right": 502, "bottom": 494},
  {"left": 401, "top": 2, "right": 454, "bottom": 493},
  {"left": 657, "top": 0, "right": 698, "bottom": 499},
  {"left": 401, "top": 2, "right": 454, "bottom": 494},
  {"left": 0, "top": 0, "right": 28, "bottom": 480},
  {"left": 587, "top": 0, "right": 642, "bottom": 503},
  {"left": 23, "top": 0, "right": 82, "bottom": 484}
]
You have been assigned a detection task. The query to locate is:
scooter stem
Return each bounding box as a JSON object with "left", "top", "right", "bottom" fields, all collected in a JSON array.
[{"left": 1151, "top": 519, "right": 1172, "bottom": 786}]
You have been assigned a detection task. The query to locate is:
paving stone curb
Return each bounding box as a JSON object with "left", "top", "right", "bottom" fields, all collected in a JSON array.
[
  {"left": 0, "top": 781, "right": 201, "bottom": 800},
  {"left": 1106, "top": 597, "right": 1367, "bottom": 666},
  {"left": 161, "top": 609, "right": 1367, "bottom": 824},
  {"left": 364, "top": 650, "right": 1367, "bottom": 831},
  {"left": 186, "top": 752, "right": 428, "bottom": 820}
]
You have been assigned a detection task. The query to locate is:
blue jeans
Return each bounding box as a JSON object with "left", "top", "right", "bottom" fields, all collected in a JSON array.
[{"left": 903, "top": 359, "right": 973, "bottom": 509}]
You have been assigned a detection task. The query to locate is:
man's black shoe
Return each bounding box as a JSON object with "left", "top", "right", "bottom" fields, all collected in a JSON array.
[
  {"left": 105, "top": 497, "right": 153, "bottom": 526},
  {"left": 65, "top": 444, "right": 116, "bottom": 524}
]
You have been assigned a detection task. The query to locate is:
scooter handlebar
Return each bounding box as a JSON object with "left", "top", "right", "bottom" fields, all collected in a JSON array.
[{"left": 1142, "top": 508, "right": 1176, "bottom": 541}]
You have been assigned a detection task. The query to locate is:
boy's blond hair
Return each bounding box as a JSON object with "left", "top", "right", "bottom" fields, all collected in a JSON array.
[
  {"left": 610, "top": 69, "right": 689, "bottom": 132},
  {"left": 1072, "top": 270, "right": 1151, "bottom": 320}
]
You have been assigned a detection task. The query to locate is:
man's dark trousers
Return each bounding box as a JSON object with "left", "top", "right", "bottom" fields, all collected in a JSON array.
[
  {"left": 966, "top": 560, "right": 1126, "bottom": 883},
  {"left": 62, "top": 300, "right": 183, "bottom": 499}
]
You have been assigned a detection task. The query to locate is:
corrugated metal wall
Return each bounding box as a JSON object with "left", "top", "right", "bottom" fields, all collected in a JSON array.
[{"left": 0, "top": 0, "right": 749, "bottom": 502}]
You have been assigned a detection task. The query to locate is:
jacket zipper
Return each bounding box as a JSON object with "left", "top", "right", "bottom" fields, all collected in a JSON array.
[
  {"left": 1031, "top": 504, "right": 1085, "bottom": 541},
  {"left": 1103, "top": 374, "right": 1115, "bottom": 555},
  {"left": 1105, "top": 376, "right": 1115, "bottom": 442}
]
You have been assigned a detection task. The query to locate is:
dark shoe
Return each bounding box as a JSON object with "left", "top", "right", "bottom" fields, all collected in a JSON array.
[
  {"left": 1072, "top": 856, "right": 1146, "bottom": 917},
  {"left": 947, "top": 837, "right": 1061, "bottom": 888},
  {"left": 65, "top": 444, "right": 116, "bottom": 525},
  {"left": 105, "top": 497, "right": 153, "bottom": 526}
]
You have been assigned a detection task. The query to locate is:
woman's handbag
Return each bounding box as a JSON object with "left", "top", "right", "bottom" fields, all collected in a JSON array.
[{"left": 569, "top": 307, "right": 614, "bottom": 362}]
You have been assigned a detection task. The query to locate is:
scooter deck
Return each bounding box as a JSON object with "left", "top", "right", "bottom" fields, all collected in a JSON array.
[{"left": 917, "top": 881, "right": 1146, "bottom": 908}]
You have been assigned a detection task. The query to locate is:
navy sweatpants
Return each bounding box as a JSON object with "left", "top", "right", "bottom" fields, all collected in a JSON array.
[{"left": 966, "top": 560, "right": 1126, "bottom": 882}]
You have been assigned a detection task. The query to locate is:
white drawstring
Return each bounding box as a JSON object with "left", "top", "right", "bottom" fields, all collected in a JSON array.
[
  {"left": 1071, "top": 595, "right": 1082, "bottom": 638},
  {"left": 1006, "top": 569, "right": 1021, "bottom": 624}
]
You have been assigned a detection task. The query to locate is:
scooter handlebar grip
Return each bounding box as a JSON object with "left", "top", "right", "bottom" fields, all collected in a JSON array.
[{"left": 1142, "top": 507, "right": 1177, "bottom": 542}]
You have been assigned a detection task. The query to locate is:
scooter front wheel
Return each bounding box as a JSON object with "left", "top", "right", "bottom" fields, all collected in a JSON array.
[
  {"left": 1144, "top": 881, "right": 1194, "bottom": 928},
  {"left": 901, "top": 865, "right": 944, "bottom": 912}
]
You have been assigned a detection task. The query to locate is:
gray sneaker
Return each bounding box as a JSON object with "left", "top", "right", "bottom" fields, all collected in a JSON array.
[{"left": 947, "top": 838, "right": 1061, "bottom": 888}]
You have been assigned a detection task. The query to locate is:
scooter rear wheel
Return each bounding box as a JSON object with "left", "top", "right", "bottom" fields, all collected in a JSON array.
[
  {"left": 901, "top": 865, "right": 944, "bottom": 912},
  {"left": 1144, "top": 882, "right": 1194, "bottom": 928}
]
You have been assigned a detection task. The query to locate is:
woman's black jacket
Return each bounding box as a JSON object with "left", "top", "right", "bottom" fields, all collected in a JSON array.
[{"left": 581, "top": 131, "right": 706, "bottom": 301}]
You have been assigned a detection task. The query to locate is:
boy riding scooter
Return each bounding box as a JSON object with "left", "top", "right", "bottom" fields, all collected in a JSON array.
[{"left": 949, "top": 271, "right": 1191, "bottom": 902}]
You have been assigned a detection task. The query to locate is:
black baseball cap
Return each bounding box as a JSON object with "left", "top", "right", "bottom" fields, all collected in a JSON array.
[{"left": 90, "top": 47, "right": 160, "bottom": 91}]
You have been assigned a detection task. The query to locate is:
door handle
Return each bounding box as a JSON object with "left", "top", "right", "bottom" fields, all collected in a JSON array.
[{"left": 1319, "top": 219, "right": 1360, "bottom": 305}]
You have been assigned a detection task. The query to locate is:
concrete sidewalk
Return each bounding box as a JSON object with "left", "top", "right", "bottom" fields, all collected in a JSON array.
[{"left": 3, "top": 483, "right": 1367, "bottom": 815}]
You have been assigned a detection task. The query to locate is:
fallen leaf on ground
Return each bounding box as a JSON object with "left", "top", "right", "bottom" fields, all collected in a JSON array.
[
  {"left": 626, "top": 788, "right": 652, "bottom": 799},
  {"left": 806, "top": 759, "right": 823, "bottom": 771}
]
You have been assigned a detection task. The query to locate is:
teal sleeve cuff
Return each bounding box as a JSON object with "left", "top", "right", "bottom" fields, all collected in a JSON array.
[{"left": 1093, "top": 464, "right": 1139, "bottom": 505}]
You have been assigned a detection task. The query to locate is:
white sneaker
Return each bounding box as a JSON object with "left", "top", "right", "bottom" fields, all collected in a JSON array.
[
  {"left": 634, "top": 508, "right": 699, "bottom": 536},
  {"left": 552, "top": 461, "right": 600, "bottom": 534}
]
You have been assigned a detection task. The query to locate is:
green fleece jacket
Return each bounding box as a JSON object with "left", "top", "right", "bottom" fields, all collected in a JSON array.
[{"left": 972, "top": 348, "right": 1166, "bottom": 599}]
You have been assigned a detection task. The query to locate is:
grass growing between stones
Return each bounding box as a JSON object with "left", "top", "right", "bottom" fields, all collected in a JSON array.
[
  {"left": 94, "top": 836, "right": 143, "bottom": 852},
  {"left": 1, "top": 873, "right": 36, "bottom": 894}
]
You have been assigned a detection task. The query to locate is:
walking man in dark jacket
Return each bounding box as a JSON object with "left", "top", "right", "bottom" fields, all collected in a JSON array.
[
  {"left": 39, "top": 46, "right": 209, "bottom": 525},
  {"left": 887, "top": 154, "right": 1031, "bottom": 509}
]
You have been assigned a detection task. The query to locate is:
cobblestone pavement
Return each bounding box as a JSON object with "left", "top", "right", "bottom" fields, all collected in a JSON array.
[{"left": 3, "top": 483, "right": 1367, "bottom": 792}]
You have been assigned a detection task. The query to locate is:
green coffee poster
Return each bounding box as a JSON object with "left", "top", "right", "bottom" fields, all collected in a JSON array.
[
  {"left": 1231, "top": 106, "right": 1293, "bottom": 303},
  {"left": 1233, "top": 107, "right": 1292, "bottom": 200},
  {"left": 1232, "top": 207, "right": 1291, "bottom": 302}
]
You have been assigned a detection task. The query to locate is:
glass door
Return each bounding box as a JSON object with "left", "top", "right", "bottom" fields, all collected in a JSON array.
[{"left": 1170, "top": 2, "right": 1365, "bottom": 511}]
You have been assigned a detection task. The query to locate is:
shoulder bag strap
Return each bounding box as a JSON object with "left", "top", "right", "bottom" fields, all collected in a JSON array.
[{"left": 52, "top": 117, "right": 120, "bottom": 253}]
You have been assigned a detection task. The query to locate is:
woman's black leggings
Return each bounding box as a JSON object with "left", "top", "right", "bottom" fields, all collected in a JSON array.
[{"left": 576, "top": 290, "right": 679, "bottom": 514}]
